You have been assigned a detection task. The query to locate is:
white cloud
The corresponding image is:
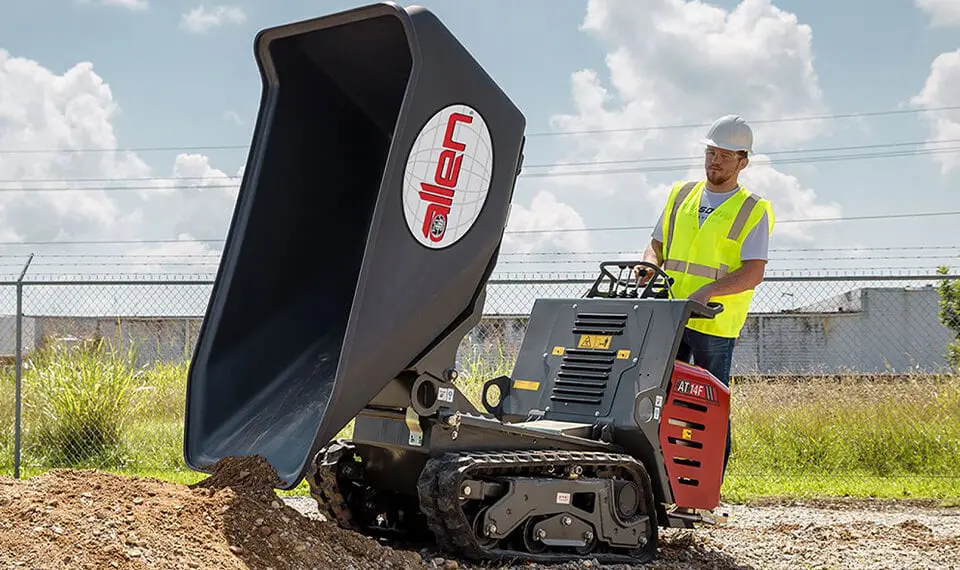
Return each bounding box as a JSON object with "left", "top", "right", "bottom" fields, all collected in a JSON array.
[
  {"left": 0, "top": 50, "right": 148, "bottom": 246},
  {"left": 909, "top": 49, "right": 960, "bottom": 175},
  {"left": 503, "top": 191, "right": 590, "bottom": 254},
  {"left": 915, "top": 0, "right": 960, "bottom": 27},
  {"left": 909, "top": 0, "right": 960, "bottom": 176},
  {"left": 541, "top": 0, "right": 840, "bottom": 244},
  {"left": 573, "top": 0, "right": 826, "bottom": 146},
  {"left": 737, "top": 156, "right": 841, "bottom": 242},
  {"left": 179, "top": 5, "right": 247, "bottom": 34},
  {"left": 0, "top": 48, "right": 237, "bottom": 262},
  {"left": 147, "top": 153, "right": 240, "bottom": 241},
  {"left": 77, "top": 0, "right": 148, "bottom": 10},
  {"left": 222, "top": 110, "right": 243, "bottom": 126}
]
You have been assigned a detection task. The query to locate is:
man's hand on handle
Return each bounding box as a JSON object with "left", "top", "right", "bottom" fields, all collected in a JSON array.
[
  {"left": 688, "top": 284, "right": 715, "bottom": 306},
  {"left": 634, "top": 264, "right": 655, "bottom": 286},
  {"left": 636, "top": 239, "right": 664, "bottom": 286}
]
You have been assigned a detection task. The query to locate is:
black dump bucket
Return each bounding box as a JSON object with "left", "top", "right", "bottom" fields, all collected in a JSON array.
[{"left": 182, "top": 2, "right": 526, "bottom": 489}]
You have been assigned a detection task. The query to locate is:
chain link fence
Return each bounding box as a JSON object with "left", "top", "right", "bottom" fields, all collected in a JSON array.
[
  {"left": 1, "top": 272, "right": 958, "bottom": 497},
  {"left": 467, "top": 272, "right": 960, "bottom": 376}
]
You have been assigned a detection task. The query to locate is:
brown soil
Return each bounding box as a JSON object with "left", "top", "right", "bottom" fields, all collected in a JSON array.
[
  {"left": 2, "top": 458, "right": 959, "bottom": 570},
  {"left": 0, "top": 456, "right": 426, "bottom": 570}
]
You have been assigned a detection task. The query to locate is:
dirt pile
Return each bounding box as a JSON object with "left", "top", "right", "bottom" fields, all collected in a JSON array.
[
  {"left": 189, "top": 455, "right": 282, "bottom": 499},
  {"left": 4, "top": 459, "right": 959, "bottom": 570},
  {"left": 0, "top": 457, "right": 427, "bottom": 570}
]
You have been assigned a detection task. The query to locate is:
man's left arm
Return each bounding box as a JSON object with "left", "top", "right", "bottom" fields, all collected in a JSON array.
[
  {"left": 696, "top": 260, "right": 766, "bottom": 298},
  {"left": 691, "top": 210, "right": 770, "bottom": 302}
]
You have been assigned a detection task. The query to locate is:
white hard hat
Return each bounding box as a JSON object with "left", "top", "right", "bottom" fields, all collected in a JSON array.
[{"left": 702, "top": 114, "right": 753, "bottom": 154}]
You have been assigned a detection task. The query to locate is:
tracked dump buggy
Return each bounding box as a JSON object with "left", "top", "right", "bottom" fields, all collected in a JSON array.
[{"left": 183, "top": 2, "right": 732, "bottom": 564}]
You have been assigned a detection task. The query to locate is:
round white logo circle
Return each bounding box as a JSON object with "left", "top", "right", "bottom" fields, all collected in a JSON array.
[{"left": 402, "top": 104, "right": 494, "bottom": 249}]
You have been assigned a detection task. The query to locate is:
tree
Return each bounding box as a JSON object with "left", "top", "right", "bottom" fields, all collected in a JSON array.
[{"left": 936, "top": 265, "right": 960, "bottom": 368}]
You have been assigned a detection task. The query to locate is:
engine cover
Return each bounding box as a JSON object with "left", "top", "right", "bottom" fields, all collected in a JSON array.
[{"left": 658, "top": 361, "right": 731, "bottom": 510}]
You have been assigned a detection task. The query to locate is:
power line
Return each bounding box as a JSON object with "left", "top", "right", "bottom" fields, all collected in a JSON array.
[
  {"left": 525, "top": 105, "right": 960, "bottom": 137},
  {"left": 0, "top": 245, "right": 955, "bottom": 261},
  {"left": 0, "top": 145, "right": 957, "bottom": 194},
  {"left": 0, "top": 253, "right": 223, "bottom": 259},
  {"left": 501, "top": 210, "right": 960, "bottom": 235},
  {"left": 4, "top": 136, "right": 958, "bottom": 186},
  {"left": 523, "top": 138, "right": 960, "bottom": 168},
  {"left": 5, "top": 253, "right": 956, "bottom": 267},
  {"left": 495, "top": 245, "right": 960, "bottom": 256},
  {"left": 0, "top": 245, "right": 950, "bottom": 259},
  {"left": 0, "top": 253, "right": 953, "bottom": 267},
  {"left": 520, "top": 146, "right": 960, "bottom": 179},
  {"left": 0, "top": 238, "right": 224, "bottom": 246},
  {"left": 0, "top": 261, "right": 220, "bottom": 267},
  {"left": 0, "top": 104, "right": 957, "bottom": 154},
  {"left": 0, "top": 144, "right": 247, "bottom": 156},
  {"left": 0, "top": 210, "right": 956, "bottom": 247},
  {"left": 491, "top": 254, "right": 960, "bottom": 265}
]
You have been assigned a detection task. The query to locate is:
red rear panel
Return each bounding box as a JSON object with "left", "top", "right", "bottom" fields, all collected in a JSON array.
[{"left": 657, "top": 361, "right": 730, "bottom": 510}]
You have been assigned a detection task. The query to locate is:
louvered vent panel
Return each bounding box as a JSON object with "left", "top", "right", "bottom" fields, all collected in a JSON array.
[{"left": 550, "top": 312, "right": 626, "bottom": 409}]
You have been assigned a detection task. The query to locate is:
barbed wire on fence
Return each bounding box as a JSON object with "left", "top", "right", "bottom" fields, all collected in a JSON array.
[{"left": 0, "top": 247, "right": 957, "bottom": 282}]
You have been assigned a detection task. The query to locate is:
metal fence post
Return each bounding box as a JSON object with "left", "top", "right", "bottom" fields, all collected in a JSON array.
[
  {"left": 757, "top": 315, "right": 765, "bottom": 375},
  {"left": 13, "top": 253, "right": 34, "bottom": 479}
]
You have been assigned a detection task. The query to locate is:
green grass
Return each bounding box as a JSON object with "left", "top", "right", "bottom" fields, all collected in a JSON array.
[
  {"left": 1, "top": 338, "right": 958, "bottom": 503},
  {"left": 722, "top": 373, "right": 960, "bottom": 501}
]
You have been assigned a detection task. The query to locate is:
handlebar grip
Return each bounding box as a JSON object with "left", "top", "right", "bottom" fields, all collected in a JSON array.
[{"left": 689, "top": 300, "right": 724, "bottom": 319}]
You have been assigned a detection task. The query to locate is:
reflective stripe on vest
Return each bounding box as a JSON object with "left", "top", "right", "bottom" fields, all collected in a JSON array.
[
  {"left": 660, "top": 180, "right": 773, "bottom": 338},
  {"left": 663, "top": 259, "right": 729, "bottom": 280},
  {"left": 664, "top": 181, "right": 698, "bottom": 258}
]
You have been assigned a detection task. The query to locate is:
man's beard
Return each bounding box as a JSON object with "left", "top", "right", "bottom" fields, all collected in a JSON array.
[{"left": 706, "top": 169, "right": 730, "bottom": 185}]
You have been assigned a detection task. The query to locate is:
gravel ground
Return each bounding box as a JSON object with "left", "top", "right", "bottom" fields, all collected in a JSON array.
[
  {"left": 283, "top": 496, "right": 960, "bottom": 570},
  {"left": 3, "top": 462, "right": 955, "bottom": 570}
]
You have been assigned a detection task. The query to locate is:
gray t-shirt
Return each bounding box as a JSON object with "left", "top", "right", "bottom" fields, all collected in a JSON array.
[{"left": 651, "top": 185, "right": 770, "bottom": 261}]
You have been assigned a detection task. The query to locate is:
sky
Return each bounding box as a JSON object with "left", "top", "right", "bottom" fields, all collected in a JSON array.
[{"left": 0, "top": 0, "right": 958, "bottom": 293}]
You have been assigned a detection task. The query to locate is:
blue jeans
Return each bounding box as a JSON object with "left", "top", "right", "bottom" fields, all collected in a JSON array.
[{"left": 676, "top": 328, "right": 735, "bottom": 482}]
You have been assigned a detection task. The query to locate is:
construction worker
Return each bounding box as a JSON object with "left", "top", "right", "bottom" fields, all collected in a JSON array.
[{"left": 636, "top": 114, "right": 775, "bottom": 480}]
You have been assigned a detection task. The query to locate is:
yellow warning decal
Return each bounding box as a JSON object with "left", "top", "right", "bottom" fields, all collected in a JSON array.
[
  {"left": 681, "top": 428, "right": 693, "bottom": 440},
  {"left": 617, "top": 349, "right": 631, "bottom": 359},
  {"left": 513, "top": 380, "right": 541, "bottom": 391},
  {"left": 552, "top": 346, "right": 565, "bottom": 355},
  {"left": 577, "top": 334, "right": 612, "bottom": 349}
]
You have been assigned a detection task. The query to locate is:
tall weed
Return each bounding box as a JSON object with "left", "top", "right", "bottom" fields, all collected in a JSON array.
[
  {"left": 6, "top": 337, "right": 958, "bottom": 500},
  {"left": 24, "top": 339, "right": 145, "bottom": 467},
  {"left": 729, "top": 373, "right": 960, "bottom": 477}
]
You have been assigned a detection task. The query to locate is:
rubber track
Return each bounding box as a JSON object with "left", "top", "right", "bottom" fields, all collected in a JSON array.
[
  {"left": 305, "top": 459, "right": 357, "bottom": 530},
  {"left": 416, "top": 449, "right": 659, "bottom": 565},
  {"left": 416, "top": 452, "right": 457, "bottom": 551}
]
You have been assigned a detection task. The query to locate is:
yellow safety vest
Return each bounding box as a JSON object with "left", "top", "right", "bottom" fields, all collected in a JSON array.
[{"left": 660, "top": 180, "right": 775, "bottom": 338}]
